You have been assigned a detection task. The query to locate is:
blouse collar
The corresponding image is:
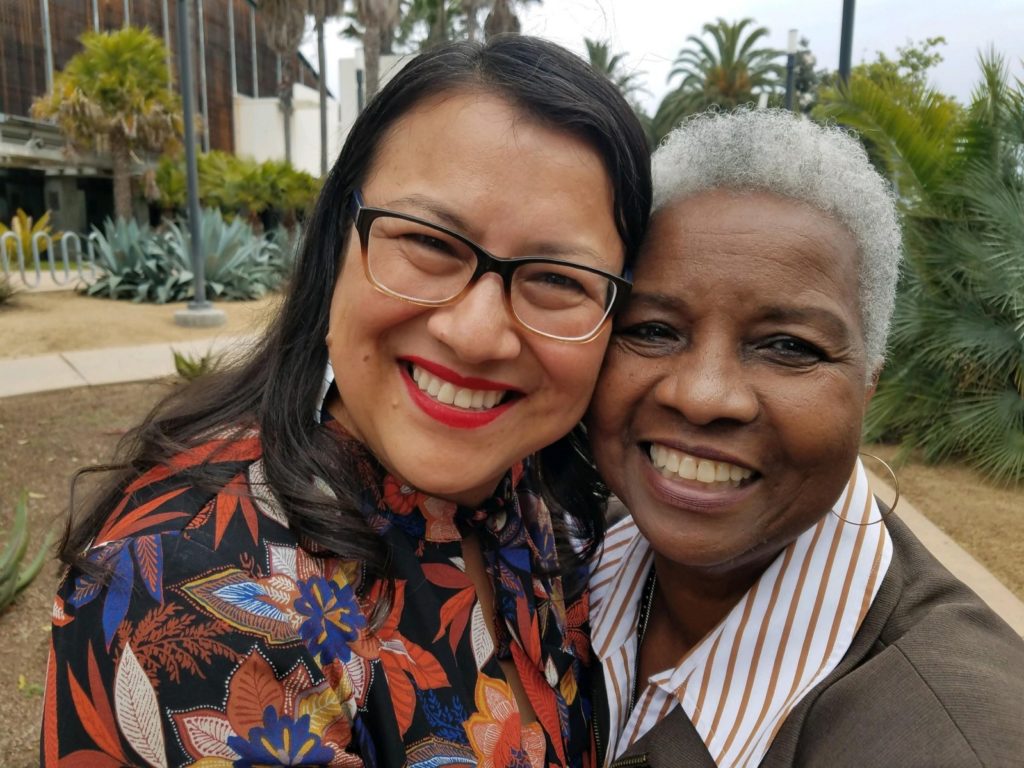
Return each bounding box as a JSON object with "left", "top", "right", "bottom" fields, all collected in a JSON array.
[{"left": 591, "top": 458, "right": 893, "bottom": 765}]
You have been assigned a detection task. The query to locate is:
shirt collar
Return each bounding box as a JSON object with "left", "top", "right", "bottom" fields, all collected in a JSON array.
[{"left": 591, "top": 458, "right": 893, "bottom": 764}]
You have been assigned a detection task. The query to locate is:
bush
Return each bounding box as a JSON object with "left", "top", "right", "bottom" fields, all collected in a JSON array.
[
  {"left": 0, "top": 209, "right": 59, "bottom": 264},
  {"left": 0, "top": 492, "right": 53, "bottom": 614},
  {"left": 85, "top": 209, "right": 289, "bottom": 303},
  {"left": 154, "top": 153, "right": 321, "bottom": 227}
]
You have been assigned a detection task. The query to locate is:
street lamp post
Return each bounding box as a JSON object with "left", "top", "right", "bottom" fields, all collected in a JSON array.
[
  {"left": 839, "top": 0, "right": 856, "bottom": 86},
  {"left": 784, "top": 29, "right": 799, "bottom": 112},
  {"left": 174, "top": 0, "right": 224, "bottom": 328}
]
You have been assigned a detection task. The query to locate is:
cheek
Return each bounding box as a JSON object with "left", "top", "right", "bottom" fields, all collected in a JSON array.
[
  {"left": 540, "top": 337, "right": 610, "bottom": 408},
  {"left": 771, "top": 380, "right": 866, "bottom": 491}
]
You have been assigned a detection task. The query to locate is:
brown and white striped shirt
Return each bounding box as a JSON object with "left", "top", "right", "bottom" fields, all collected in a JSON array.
[{"left": 590, "top": 459, "right": 893, "bottom": 767}]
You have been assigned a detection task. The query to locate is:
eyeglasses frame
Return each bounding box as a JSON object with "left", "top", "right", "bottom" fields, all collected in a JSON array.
[{"left": 348, "top": 190, "right": 632, "bottom": 343}]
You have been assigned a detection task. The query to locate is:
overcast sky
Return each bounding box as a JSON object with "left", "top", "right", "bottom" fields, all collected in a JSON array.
[{"left": 307, "top": 0, "right": 1024, "bottom": 112}]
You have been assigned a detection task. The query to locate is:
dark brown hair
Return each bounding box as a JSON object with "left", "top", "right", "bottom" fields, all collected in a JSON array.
[{"left": 62, "top": 35, "right": 652, "bottom": 599}]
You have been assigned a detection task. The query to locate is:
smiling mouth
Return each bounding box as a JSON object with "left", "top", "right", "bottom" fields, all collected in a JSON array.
[
  {"left": 409, "top": 363, "right": 517, "bottom": 411},
  {"left": 647, "top": 443, "right": 757, "bottom": 488}
]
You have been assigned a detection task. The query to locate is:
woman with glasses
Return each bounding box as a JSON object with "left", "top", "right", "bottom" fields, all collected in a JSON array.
[{"left": 44, "top": 37, "right": 650, "bottom": 766}]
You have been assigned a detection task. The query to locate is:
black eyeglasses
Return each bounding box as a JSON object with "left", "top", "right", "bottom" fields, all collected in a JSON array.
[{"left": 348, "top": 190, "right": 631, "bottom": 342}]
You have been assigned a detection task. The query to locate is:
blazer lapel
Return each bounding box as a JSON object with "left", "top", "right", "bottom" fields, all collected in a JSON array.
[{"left": 761, "top": 516, "right": 904, "bottom": 766}]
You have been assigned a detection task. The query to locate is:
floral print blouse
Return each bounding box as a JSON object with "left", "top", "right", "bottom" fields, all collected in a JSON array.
[{"left": 42, "top": 425, "right": 595, "bottom": 767}]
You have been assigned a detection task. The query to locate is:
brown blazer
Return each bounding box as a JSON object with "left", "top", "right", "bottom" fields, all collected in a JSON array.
[{"left": 598, "top": 515, "right": 1024, "bottom": 768}]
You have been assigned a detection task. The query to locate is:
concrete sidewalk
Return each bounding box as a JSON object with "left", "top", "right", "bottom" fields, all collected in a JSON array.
[
  {"left": 0, "top": 335, "right": 255, "bottom": 398},
  {"left": 2, "top": 340, "right": 1023, "bottom": 636}
]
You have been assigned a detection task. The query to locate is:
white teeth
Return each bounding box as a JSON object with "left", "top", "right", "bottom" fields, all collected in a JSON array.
[
  {"left": 410, "top": 365, "right": 508, "bottom": 412},
  {"left": 696, "top": 460, "right": 716, "bottom": 483},
  {"left": 649, "top": 444, "right": 754, "bottom": 487},
  {"left": 679, "top": 455, "right": 697, "bottom": 480},
  {"left": 437, "top": 382, "right": 456, "bottom": 405}
]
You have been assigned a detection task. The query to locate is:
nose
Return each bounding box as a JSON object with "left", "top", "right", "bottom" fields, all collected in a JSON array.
[
  {"left": 654, "top": 341, "right": 759, "bottom": 426},
  {"left": 425, "top": 274, "right": 523, "bottom": 363}
]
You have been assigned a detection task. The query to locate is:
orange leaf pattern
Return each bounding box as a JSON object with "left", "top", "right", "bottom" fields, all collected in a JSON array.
[{"left": 43, "top": 426, "right": 595, "bottom": 767}]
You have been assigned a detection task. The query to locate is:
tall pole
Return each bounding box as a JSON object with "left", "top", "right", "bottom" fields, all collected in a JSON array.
[
  {"left": 40, "top": 0, "right": 53, "bottom": 92},
  {"left": 839, "top": 0, "right": 855, "bottom": 86},
  {"left": 162, "top": 0, "right": 172, "bottom": 87},
  {"left": 196, "top": 0, "right": 210, "bottom": 152},
  {"left": 174, "top": 0, "right": 224, "bottom": 327},
  {"left": 784, "top": 29, "right": 798, "bottom": 112},
  {"left": 228, "top": 0, "right": 237, "bottom": 97},
  {"left": 250, "top": 5, "right": 259, "bottom": 97}
]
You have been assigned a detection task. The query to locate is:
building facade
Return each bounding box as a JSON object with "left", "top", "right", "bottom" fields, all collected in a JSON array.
[{"left": 0, "top": 0, "right": 325, "bottom": 232}]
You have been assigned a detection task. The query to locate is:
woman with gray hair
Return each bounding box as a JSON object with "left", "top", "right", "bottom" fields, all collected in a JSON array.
[{"left": 587, "top": 109, "right": 1024, "bottom": 767}]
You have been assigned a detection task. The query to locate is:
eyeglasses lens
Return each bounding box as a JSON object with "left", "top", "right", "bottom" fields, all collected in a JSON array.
[{"left": 364, "top": 214, "right": 616, "bottom": 341}]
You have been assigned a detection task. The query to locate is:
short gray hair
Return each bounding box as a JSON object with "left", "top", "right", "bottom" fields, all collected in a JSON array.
[{"left": 652, "top": 108, "right": 902, "bottom": 372}]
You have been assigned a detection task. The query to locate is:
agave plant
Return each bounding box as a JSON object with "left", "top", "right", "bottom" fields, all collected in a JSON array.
[
  {"left": 0, "top": 492, "right": 54, "bottom": 614},
  {"left": 172, "top": 348, "right": 222, "bottom": 381},
  {"left": 84, "top": 216, "right": 191, "bottom": 303},
  {"left": 161, "top": 209, "right": 289, "bottom": 300}
]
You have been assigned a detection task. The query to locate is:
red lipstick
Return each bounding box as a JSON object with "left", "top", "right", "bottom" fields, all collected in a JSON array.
[
  {"left": 400, "top": 359, "right": 518, "bottom": 429},
  {"left": 403, "top": 356, "right": 518, "bottom": 391}
]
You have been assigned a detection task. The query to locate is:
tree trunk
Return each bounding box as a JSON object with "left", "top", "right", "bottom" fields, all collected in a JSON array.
[
  {"left": 364, "top": 20, "right": 381, "bottom": 99},
  {"left": 316, "top": 15, "right": 328, "bottom": 176},
  {"left": 110, "top": 137, "right": 133, "bottom": 222},
  {"left": 426, "top": 0, "right": 447, "bottom": 49},
  {"left": 279, "top": 55, "right": 295, "bottom": 164},
  {"left": 464, "top": 0, "right": 479, "bottom": 41},
  {"left": 485, "top": 0, "right": 520, "bottom": 39}
]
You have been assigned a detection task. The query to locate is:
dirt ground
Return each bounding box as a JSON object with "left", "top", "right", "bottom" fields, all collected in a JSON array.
[
  {"left": 0, "top": 290, "right": 1022, "bottom": 764},
  {"left": 0, "top": 381, "right": 177, "bottom": 766},
  {"left": 0, "top": 289, "right": 282, "bottom": 359}
]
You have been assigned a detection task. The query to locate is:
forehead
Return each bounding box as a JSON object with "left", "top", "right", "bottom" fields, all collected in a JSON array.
[
  {"left": 638, "top": 189, "right": 861, "bottom": 309},
  {"left": 368, "top": 89, "right": 595, "bottom": 179}
]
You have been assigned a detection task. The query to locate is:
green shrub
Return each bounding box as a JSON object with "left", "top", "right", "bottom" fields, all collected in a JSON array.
[
  {"left": 154, "top": 153, "right": 320, "bottom": 226},
  {"left": 0, "top": 492, "right": 53, "bottom": 614},
  {"left": 0, "top": 209, "right": 60, "bottom": 264}
]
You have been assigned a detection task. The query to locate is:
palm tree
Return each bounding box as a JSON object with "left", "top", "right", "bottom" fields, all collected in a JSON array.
[
  {"left": 355, "top": 0, "right": 402, "bottom": 98},
  {"left": 310, "top": 0, "right": 345, "bottom": 176},
  {"left": 653, "top": 18, "right": 783, "bottom": 141},
  {"left": 484, "top": 0, "right": 539, "bottom": 39},
  {"left": 584, "top": 38, "right": 646, "bottom": 102},
  {"left": 255, "top": 0, "right": 308, "bottom": 166},
  {"left": 821, "top": 52, "right": 1024, "bottom": 483},
  {"left": 31, "top": 28, "right": 182, "bottom": 222}
]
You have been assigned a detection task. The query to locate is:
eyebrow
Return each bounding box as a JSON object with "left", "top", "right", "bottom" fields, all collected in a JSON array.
[
  {"left": 385, "top": 194, "right": 615, "bottom": 268},
  {"left": 386, "top": 194, "right": 471, "bottom": 232}
]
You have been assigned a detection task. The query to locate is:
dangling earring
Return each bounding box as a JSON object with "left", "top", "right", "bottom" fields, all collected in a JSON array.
[{"left": 831, "top": 452, "right": 900, "bottom": 526}]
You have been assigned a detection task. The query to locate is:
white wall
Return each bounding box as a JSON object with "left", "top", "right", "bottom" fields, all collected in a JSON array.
[
  {"left": 233, "top": 83, "right": 341, "bottom": 176},
  {"left": 337, "top": 52, "right": 414, "bottom": 144}
]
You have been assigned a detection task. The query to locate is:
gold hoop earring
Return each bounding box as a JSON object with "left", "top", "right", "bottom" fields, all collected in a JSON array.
[{"left": 831, "top": 452, "right": 900, "bottom": 526}]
